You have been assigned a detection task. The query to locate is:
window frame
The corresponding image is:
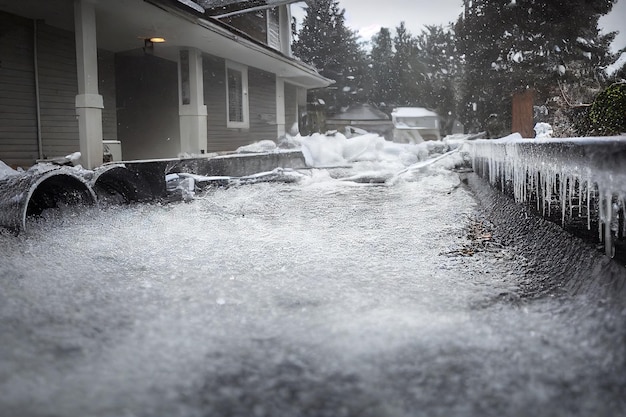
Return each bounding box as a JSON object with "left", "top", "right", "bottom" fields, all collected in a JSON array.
[{"left": 225, "top": 61, "right": 249, "bottom": 129}]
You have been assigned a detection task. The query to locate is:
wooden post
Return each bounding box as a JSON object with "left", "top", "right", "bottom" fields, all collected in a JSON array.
[{"left": 512, "top": 89, "right": 535, "bottom": 138}]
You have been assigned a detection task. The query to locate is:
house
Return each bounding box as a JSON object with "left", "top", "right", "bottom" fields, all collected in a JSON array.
[
  {"left": 325, "top": 103, "right": 393, "bottom": 140},
  {"left": 391, "top": 107, "right": 441, "bottom": 143},
  {"left": 0, "top": 0, "right": 332, "bottom": 169}
]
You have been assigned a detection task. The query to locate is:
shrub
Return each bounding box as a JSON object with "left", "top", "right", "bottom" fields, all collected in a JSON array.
[{"left": 589, "top": 82, "right": 626, "bottom": 135}]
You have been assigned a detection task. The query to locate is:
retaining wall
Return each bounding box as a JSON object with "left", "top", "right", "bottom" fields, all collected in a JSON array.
[
  {"left": 0, "top": 151, "right": 307, "bottom": 232},
  {"left": 468, "top": 135, "right": 626, "bottom": 263}
]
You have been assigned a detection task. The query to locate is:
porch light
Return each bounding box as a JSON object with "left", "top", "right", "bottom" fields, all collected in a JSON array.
[{"left": 143, "top": 37, "right": 165, "bottom": 54}]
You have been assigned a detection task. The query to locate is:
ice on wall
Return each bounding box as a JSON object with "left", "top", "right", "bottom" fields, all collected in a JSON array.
[{"left": 468, "top": 135, "right": 626, "bottom": 256}]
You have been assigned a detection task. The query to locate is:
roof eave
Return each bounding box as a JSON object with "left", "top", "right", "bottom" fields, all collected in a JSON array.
[{"left": 148, "top": 0, "right": 332, "bottom": 89}]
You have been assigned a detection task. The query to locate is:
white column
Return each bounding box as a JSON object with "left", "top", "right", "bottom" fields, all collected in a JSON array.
[
  {"left": 74, "top": 0, "right": 103, "bottom": 169},
  {"left": 179, "top": 48, "right": 208, "bottom": 155},
  {"left": 276, "top": 77, "right": 286, "bottom": 137}
]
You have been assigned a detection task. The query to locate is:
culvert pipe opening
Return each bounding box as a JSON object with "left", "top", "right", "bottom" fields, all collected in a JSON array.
[{"left": 25, "top": 173, "right": 97, "bottom": 219}]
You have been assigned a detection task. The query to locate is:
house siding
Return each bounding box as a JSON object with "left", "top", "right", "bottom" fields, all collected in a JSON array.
[
  {"left": 220, "top": 12, "right": 267, "bottom": 46},
  {"left": 36, "top": 23, "right": 79, "bottom": 159},
  {"left": 249, "top": 67, "right": 278, "bottom": 139},
  {"left": 204, "top": 55, "right": 277, "bottom": 153},
  {"left": 284, "top": 82, "right": 297, "bottom": 134},
  {"left": 0, "top": 11, "right": 117, "bottom": 167},
  {"left": 0, "top": 12, "right": 38, "bottom": 167}
]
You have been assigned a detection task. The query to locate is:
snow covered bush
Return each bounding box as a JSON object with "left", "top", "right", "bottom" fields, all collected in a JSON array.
[
  {"left": 589, "top": 82, "right": 626, "bottom": 135},
  {"left": 534, "top": 123, "right": 553, "bottom": 139}
]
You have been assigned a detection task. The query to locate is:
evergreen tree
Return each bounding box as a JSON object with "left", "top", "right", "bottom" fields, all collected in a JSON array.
[
  {"left": 456, "top": 0, "right": 617, "bottom": 137},
  {"left": 292, "top": 0, "right": 367, "bottom": 116},
  {"left": 414, "top": 25, "right": 462, "bottom": 135},
  {"left": 392, "top": 22, "right": 424, "bottom": 106},
  {"left": 369, "top": 28, "right": 395, "bottom": 107}
]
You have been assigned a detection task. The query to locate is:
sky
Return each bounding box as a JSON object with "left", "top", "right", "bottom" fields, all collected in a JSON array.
[{"left": 292, "top": 0, "right": 626, "bottom": 53}]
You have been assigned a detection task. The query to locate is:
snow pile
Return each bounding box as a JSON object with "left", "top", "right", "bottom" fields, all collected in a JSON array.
[
  {"left": 0, "top": 160, "right": 19, "bottom": 180},
  {"left": 231, "top": 132, "right": 466, "bottom": 186},
  {"left": 236, "top": 140, "right": 277, "bottom": 153},
  {"left": 233, "top": 131, "right": 462, "bottom": 176},
  {"left": 534, "top": 122, "right": 553, "bottom": 139},
  {"left": 298, "top": 132, "right": 443, "bottom": 168},
  {"left": 66, "top": 152, "right": 82, "bottom": 165}
]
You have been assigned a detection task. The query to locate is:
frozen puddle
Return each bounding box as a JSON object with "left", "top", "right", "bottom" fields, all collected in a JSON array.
[{"left": 0, "top": 163, "right": 625, "bottom": 417}]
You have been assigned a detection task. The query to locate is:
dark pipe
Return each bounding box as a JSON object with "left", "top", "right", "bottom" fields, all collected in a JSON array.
[
  {"left": 26, "top": 174, "right": 96, "bottom": 217},
  {"left": 92, "top": 165, "right": 155, "bottom": 204}
]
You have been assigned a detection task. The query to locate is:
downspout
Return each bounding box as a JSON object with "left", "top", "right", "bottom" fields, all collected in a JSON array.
[{"left": 33, "top": 19, "right": 43, "bottom": 160}]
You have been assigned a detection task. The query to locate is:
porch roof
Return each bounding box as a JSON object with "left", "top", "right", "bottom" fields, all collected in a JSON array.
[{"left": 0, "top": 0, "right": 331, "bottom": 89}]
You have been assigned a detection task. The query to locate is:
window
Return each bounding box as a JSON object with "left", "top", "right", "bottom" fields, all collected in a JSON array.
[{"left": 226, "top": 62, "right": 249, "bottom": 128}]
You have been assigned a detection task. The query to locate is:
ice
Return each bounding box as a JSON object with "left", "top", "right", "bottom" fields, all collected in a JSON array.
[
  {"left": 1, "top": 154, "right": 624, "bottom": 416},
  {"left": 468, "top": 135, "right": 626, "bottom": 256}
]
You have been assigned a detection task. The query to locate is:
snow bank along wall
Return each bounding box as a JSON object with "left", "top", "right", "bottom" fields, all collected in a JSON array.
[
  {"left": 0, "top": 151, "right": 306, "bottom": 232},
  {"left": 468, "top": 136, "right": 626, "bottom": 263}
]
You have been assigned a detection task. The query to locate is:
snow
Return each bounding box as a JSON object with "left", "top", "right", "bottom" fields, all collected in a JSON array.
[
  {"left": 605, "top": 51, "right": 626, "bottom": 76},
  {"left": 236, "top": 140, "right": 277, "bottom": 153},
  {"left": 391, "top": 107, "right": 438, "bottom": 118},
  {"left": 0, "top": 160, "right": 18, "bottom": 180},
  {"left": 297, "top": 132, "right": 450, "bottom": 174},
  {"left": 65, "top": 151, "right": 82, "bottom": 164},
  {"left": 534, "top": 122, "right": 553, "bottom": 139}
]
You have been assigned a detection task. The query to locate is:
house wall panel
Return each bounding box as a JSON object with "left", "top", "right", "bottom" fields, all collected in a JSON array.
[
  {"left": 36, "top": 23, "right": 80, "bottom": 159},
  {"left": 203, "top": 55, "right": 278, "bottom": 153},
  {"left": 249, "top": 68, "right": 277, "bottom": 139},
  {"left": 0, "top": 11, "right": 38, "bottom": 167},
  {"left": 284, "top": 82, "right": 297, "bottom": 133},
  {"left": 1, "top": 11, "right": 117, "bottom": 167}
]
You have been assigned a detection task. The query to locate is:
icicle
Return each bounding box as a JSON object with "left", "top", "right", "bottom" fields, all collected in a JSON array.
[
  {"left": 587, "top": 180, "right": 591, "bottom": 231},
  {"left": 568, "top": 176, "right": 573, "bottom": 218},
  {"left": 599, "top": 196, "right": 604, "bottom": 241},
  {"left": 621, "top": 197, "right": 626, "bottom": 239},
  {"left": 560, "top": 173, "right": 566, "bottom": 226},
  {"left": 535, "top": 172, "right": 540, "bottom": 212},
  {"left": 577, "top": 179, "right": 581, "bottom": 217}
]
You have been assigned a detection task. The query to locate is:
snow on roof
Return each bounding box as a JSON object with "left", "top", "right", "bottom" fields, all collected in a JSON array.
[{"left": 392, "top": 107, "right": 439, "bottom": 118}]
